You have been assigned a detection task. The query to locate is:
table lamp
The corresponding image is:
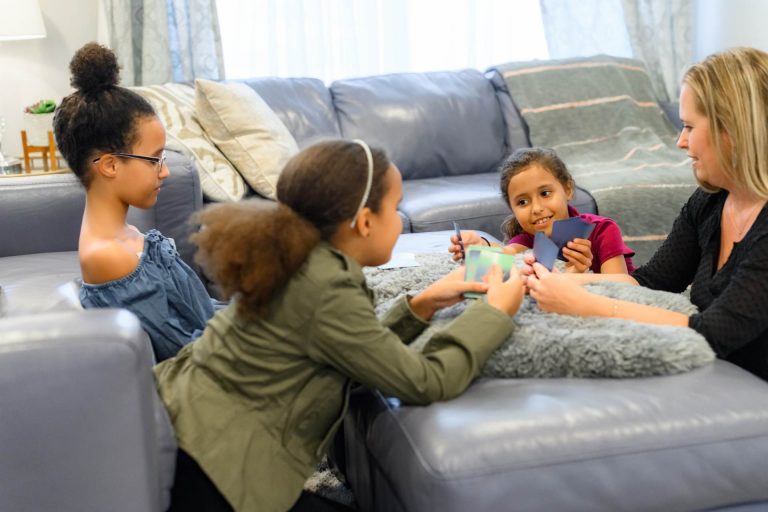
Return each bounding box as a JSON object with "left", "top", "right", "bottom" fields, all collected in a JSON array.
[{"left": 0, "top": 0, "right": 47, "bottom": 174}]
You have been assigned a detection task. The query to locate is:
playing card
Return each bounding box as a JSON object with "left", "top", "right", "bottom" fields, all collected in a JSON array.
[
  {"left": 463, "top": 245, "right": 517, "bottom": 298},
  {"left": 550, "top": 217, "right": 596, "bottom": 261},
  {"left": 533, "top": 231, "right": 559, "bottom": 270}
]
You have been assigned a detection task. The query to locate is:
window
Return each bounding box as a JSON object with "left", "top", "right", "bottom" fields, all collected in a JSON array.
[{"left": 216, "top": 0, "right": 548, "bottom": 83}]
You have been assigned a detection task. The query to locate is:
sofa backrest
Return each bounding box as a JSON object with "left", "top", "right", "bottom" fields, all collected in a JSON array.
[
  {"left": 330, "top": 69, "right": 509, "bottom": 180},
  {"left": 485, "top": 69, "right": 531, "bottom": 152},
  {"left": 238, "top": 77, "right": 341, "bottom": 148}
]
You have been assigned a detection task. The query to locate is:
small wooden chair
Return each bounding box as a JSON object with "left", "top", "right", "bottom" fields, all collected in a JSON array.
[{"left": 21, "top": 130, "right": 58, "bottom": 173}]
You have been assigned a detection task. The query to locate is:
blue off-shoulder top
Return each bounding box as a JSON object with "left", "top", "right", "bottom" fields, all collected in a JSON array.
[{"left": 80, "top": 229, "right": 216, "bottom": 362}]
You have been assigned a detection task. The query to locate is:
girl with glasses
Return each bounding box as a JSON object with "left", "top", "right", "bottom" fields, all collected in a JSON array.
[
  {"left": 53, "top": 42, "right": 215, "bottom": 363},
  {"left": 154, "top": 140, "right": 525, "bottom": 511}
]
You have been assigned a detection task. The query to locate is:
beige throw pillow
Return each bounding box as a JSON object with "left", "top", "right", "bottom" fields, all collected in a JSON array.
[
  {"left": 131, "top": 83, "right": 248, "bottom": 202},
  {"left": 195, "top": 79, "right": 299, "bottom": 199}
]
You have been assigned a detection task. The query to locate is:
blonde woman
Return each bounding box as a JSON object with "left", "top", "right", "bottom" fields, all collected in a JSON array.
[{"left": 525, "top": 47, "right": 768, "bottom": 381}]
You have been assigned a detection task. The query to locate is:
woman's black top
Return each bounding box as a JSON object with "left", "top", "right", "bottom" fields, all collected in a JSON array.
[{"left": 633, "top": 188, "right": 768, "bottom": 380}]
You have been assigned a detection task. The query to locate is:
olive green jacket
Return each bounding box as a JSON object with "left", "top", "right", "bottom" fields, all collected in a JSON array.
[{"left": 154, "top": 242, "right": 514, "bottom": 511}]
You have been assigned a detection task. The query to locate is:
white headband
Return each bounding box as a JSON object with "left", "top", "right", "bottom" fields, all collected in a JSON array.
[{"left": 349, "top": 139, "right": 374, "bottom": 229}]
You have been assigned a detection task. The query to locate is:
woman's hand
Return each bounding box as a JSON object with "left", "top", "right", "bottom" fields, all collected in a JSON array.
[
  {"left": 526, "top": 262, "right": 592, "bottom": 315},
  {"left": 485, "top": 264, "right": 525, "bottom": 316},
  {"left": 410, "top": 266, "right": 487, "bottom": 320},
  {"left": 448, "top": 230, "right": 486, "bottom": 261},
  {"left": 563, "top": 238, "right": 593, "bottom": 273}
]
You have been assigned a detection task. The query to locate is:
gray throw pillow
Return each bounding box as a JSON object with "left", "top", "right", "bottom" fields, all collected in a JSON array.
[{"left": 364, "top": 253, "right": 715, "bottom": 378}]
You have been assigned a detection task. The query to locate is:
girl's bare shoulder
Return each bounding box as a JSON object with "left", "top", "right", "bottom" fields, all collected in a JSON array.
[{"left": 79, "top": 234, "right": 143, "bottom": 284}]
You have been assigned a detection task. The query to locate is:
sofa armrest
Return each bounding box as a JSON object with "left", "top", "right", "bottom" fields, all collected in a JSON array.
[{"left": 0, "top": 309, "right": 176, "bottom": 512}]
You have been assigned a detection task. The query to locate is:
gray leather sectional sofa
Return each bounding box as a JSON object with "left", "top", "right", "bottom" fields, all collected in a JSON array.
[
  {"left": 2, "top": 66, "right": 767, "bottom": 512},
  {"left": 234, "top": 69, "right": 598, "bottom": 239}
]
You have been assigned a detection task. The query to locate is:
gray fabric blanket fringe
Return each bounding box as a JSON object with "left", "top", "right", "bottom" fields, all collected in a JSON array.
[{"left": 365, "top": 253, "right": 715, "bottom": 378}]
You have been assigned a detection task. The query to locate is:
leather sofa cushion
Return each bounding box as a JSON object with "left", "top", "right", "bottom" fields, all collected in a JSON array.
[
  {"left": 398, "top": 173, "right": 597, "bottom": 239},
  {"left": 346, "top": 360, "right": 768, "bottom": 512},
  {"left": 399, "top": 173, "right": 509, "bottom": 238},
  {"left": 0, "top": 252, "right": 81, "bottom": 317},
  {"left": 238, "top": 77, "right": 341, "bottom": 148},
  {"left": 331, "top": 69, "right": 507, "bottom": 180},
  {"left": 0, "top": 173, "right": 84, "bottom": 257}
]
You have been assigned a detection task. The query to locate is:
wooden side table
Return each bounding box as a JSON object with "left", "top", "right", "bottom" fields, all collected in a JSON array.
[{"left": 21, "top": 130, "right": 58, "bottom": 173}]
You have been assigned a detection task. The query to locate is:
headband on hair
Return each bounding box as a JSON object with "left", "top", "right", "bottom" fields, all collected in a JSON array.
[{"left": 349, "top": 139, "right": 374, "bottom": 229}]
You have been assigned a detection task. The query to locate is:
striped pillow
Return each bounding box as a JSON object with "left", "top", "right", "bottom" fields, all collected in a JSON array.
[{"left": 131, "top": 83, "right": 248, "bottom": 202}]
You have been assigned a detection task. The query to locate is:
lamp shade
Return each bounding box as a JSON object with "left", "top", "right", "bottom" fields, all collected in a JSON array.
[{"left": 0, "top": 0, "right": 46, "bottom": 41}]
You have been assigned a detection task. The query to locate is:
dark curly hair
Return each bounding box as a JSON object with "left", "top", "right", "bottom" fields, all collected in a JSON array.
[
  {"left": 499, "top": 147, "right": 574, "bottom": 241},
  {"left": 53, "top": 42, "right": 156, "bottom": 187},
  {"left": 192, "top": 140, "right": 391, "bottom": 320}
]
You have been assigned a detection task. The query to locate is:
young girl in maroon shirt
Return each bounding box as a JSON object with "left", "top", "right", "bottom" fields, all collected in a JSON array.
[{"left": 450, "top": 147, "right": 635, "bottom": 274}]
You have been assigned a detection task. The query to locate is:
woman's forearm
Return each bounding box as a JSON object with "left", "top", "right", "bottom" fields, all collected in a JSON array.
[
  {"left": 585, "top": 294, "right": 688, "bottom": 326},
  {"left": 567, "top": 272, "right": 639, "bottom": 286}
]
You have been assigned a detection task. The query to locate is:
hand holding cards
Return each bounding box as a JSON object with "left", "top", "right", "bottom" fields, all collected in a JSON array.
[
  {"left": 452, "top": 221, "right": 465, "bottom": 263},
  {"left": 533, "top": 217, "right": 595, "bottom": 270},
  {"left": 463, "top": 245, "right": 517, "bottom": 298}
]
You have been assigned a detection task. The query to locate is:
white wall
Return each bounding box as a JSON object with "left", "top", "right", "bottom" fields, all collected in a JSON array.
[
  {"left": 0, "top": 0, "right": 99, "bottom": 159},
  {"left": 694, "top": 0, "right": 768, "bottom": 61}
]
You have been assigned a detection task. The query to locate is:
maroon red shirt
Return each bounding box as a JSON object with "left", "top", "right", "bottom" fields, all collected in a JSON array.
[{"left": 507, "top": 205, "right": 635, "bottom": 273}]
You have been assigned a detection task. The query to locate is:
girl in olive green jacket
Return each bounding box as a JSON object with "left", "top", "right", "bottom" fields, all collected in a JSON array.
[{"left": 154, "top": 139, "right": 524, "bottom": 512}]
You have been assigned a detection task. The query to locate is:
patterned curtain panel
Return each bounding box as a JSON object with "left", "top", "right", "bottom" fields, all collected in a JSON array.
[
  {"left": 539, "top": 0, "right": 691, "bottom": 102},
  {"left": 620, "top": 0, "right": 691, "bottom": 103},
  {"left": 103, "top": 0, "right": 224, "bottom": 86}
]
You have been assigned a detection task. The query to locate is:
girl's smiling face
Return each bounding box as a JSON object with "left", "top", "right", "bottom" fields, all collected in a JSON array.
[{"left": 506, "top": 164, "right": 573, "bottom": 236}]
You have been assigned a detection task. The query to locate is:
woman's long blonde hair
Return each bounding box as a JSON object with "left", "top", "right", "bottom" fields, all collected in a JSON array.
[{"left": 683, "top": 47, "right": 768, "bottom": 199}]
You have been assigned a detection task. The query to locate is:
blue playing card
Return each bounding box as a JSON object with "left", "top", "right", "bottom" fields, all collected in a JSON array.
[
  {"left": 550, "top": 217, "right": 596, "bottom": 261},
  {"left": 533, "top": 231, "right": 559, "bottom": 270}
]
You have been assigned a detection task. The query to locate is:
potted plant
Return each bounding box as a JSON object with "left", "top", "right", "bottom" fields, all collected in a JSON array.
[{"left": 23, "top": 99, "right": 57, "bottom": 147}]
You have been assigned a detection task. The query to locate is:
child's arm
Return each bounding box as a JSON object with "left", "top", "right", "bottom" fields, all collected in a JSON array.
[
  {"left": 599, "top": 254, "right": 629, "bottom": 274},
  {"left": 502, "top": 243, "right": 528, "bottom": 255},
  {"left": 449, "top": 230, "right": 502, "bottom": 261}
]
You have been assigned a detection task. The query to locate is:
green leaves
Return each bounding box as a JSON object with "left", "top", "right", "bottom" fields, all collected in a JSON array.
[{"left": 24, "top": 99, "right": 57, "bottom": 114}]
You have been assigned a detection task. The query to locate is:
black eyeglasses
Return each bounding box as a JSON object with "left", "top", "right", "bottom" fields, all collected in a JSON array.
[{"left": 92, "top": 150, "right": 167, "bottom": 172}]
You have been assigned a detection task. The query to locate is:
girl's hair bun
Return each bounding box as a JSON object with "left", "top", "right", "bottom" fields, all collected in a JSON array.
[{"left": 69, "top": 42, "right": 120, "bottom": 93}]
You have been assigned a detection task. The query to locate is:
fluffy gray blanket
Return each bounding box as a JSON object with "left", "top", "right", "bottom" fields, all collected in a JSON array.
[{"left": 365, "top": 253, "right": 715, "bottom": 378}]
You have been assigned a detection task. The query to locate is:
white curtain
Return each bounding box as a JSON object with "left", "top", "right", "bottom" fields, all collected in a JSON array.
[
  {"left": 103, "top": 0, "right": 224, "bottom": 86},
  {"left": 539, "top": 0, "right": 692, "bottom": 102},
  {"left": 216, "top": 0, "right": 549, "bottom": 84},
  {"left": 621, "top": 0, "right": 692, "bottom": 102}
]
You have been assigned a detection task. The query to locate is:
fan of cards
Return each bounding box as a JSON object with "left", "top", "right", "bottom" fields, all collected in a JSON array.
[{"left": 462, "top": 245, "right": 517, "bottom": 299}]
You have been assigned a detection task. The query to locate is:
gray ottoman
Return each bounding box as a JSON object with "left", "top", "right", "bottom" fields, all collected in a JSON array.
[{"left": 343, "top": 232, "right": 768, "bottom": 512}]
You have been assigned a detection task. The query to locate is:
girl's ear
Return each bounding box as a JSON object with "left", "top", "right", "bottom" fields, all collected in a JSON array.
[
  {"left": 352, "top": 207, "right": 373, "bottom": 238},
  {"left": 93, "top": 154, "right": 119, "bottom": 179}
]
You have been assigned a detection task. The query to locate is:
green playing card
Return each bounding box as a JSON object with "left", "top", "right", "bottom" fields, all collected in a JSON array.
[{"left": 463, "top": 245, "right": 517, "bottom": 298}]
